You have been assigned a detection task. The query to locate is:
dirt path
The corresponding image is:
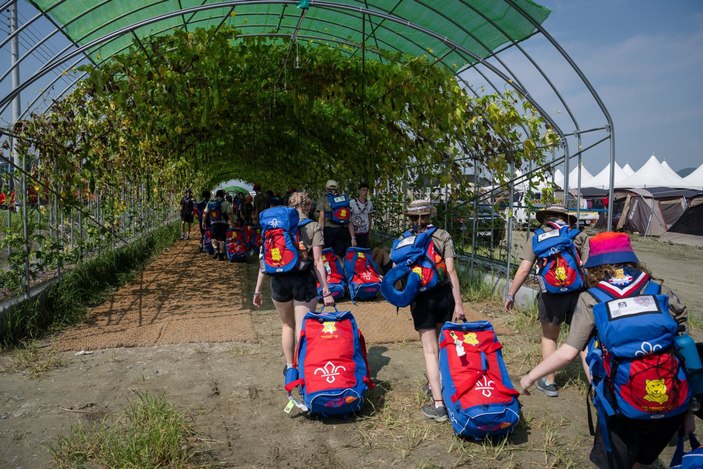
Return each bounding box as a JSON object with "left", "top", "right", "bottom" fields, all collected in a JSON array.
[{"left": 1, "top": 236, "right": 701, "bottom": 468}]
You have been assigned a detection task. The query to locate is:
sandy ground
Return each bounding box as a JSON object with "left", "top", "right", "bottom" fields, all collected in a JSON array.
[{"left": 1, "top": 235, "right": 701, "bottom": 468}]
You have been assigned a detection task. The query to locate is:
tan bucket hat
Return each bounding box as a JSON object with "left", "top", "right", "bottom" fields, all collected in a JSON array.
[
  {"left": 536, "top": 203, "right": 577, "bottom": 225},
  {"left": 403, "top": 199, "right": 437, "bottom": 217}
]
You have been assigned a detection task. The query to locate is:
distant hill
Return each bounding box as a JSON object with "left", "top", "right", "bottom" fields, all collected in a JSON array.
[{"left": 678, "top": 167, "right": 697, "bottom": 178}]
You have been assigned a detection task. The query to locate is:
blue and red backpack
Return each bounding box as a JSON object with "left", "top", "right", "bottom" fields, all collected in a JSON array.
[
  {"left": 226, "top": 227, "right": 248, "bottom": 262},
  {"left": 381, "top": 226, "right": 447, "bottom": 307},
  {"left": 284, "top": 308, "right": 374, "bottom": 417},
  {"left": 242, "top": 223, "right": 261, "bottom": 252},
  {"left": 325, "top": 193, "right": 351, "bottom": 225},
  {"left": 207, "top": 198, "right": 225, "bottom": 223},
  {"left": 202, "top": 228, "right": 214, "bottom": 255},
  {"left": 439, "top": 320, "right": 521, "bottom": 440},
  {"left": 532, "top": 221, "right": 584, "bottom": 294},
  {"left": 317, "top": 248, "right": 346, "bottom": 301},
  {"left": 586, "top": 272, "right": 691, "bottom": 452},
  {"left": 259, "top": 207, "right": 311, "bottom": 275},
  {"left": 343, "top": 247, "right": 382, "bottom": 302}
]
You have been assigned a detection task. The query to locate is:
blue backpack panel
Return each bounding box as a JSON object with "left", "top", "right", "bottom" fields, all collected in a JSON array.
[
  {"left": 586, "top": 276, "right": 691, "bottom": 452},
  {"left": 284, "top": 308, "right": 374, "bottom": 417},
  {"left": 259, "top": 207, "right": 302, "bottom": 275},
  {"left": 207, "top": 199, "right": 225, "bottom": 223},
  {"left": 532, "top": 222, "right": 584, "bottom": 294},
  {"left": 381, "top": 226, "right": 447, "bottom": 307},
  {"left": 325, "top": 193, "right": 351, "bottom": 224},
  {"left": 439, "top": 321, "right": 521, "bottom": 440}
]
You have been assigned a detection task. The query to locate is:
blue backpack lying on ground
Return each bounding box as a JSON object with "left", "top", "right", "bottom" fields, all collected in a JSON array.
[{"left": 439, "top": 320, "right": 520, "bottom": 440}]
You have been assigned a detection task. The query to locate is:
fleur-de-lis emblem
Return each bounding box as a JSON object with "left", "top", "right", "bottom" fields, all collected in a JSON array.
[
  {"left": 361, "top": 271, "right": 373, "bottom": 281},
  {"left": 635, "top": 341, "right": 662, "bottom": 357},
  {"left": 475, "top": 376, "right": 495, "bottom": 398},
  {"left": 269, "top": 218, "right": 281, "bottom": 228},
  {"left": 314, "top": 361, "right": 346, "bottom": 383}
]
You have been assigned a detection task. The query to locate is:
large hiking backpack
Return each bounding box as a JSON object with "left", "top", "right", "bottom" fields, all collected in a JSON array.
[
  {"left": 284, "top": 308, "right": 374, "bottom": 417},
  {"left": 259, "top": 207, "right": 310, "bottom": 275},
  {"left": 202, "top": 228, "right": 214, "bottom": 255},
  {"left": 326, "top": 193, "right": 351, "bottom": 224},
  {"left": 317, "top": 248, "right": 346, "bottom": 301},
  {"left": 193, "top": 200, "right": 207, "bottom": 225},
  {"left": 207, "top": 199, "right": 226, "bottom": 223},
  {"left": 381, "top": 226, "right": 447, "bottom": 307},
  {"left": 532, "top": 221, "right": 584, "bottom": 294},
  {"left": 671, "top": 433, "right": 703, "bottom": 469},
  {"left": 586, "top": 275, "right": 691, "bottom": 452},
  {"left": 343, "top": 247, "right": 382, "bottom": 302},
  {"left": 226, "top": 227, "right": 248, "bottom": 262},
  {"left": 439, "top": 320, "right": 521, "bottom": 440}
]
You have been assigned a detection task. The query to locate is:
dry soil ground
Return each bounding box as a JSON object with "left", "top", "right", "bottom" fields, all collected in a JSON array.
[{"left": 1, "top": 235, "right": 701, "bottom": 468}]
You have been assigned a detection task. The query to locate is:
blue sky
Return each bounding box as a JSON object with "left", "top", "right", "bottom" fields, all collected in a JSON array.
[{"left": 536, "top": 0, "right": 703, "bottom": 174}]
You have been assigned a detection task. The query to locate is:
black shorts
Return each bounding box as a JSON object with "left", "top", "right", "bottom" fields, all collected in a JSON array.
[
  {"left": 180, "top": 213, "right": 194, "bottom": 223},
  {"left": 210, "top": 223, "right": 227, "bottom": 242},
  {"left": 270, "top": 270, "right": 318, "bottom": 303},
  {"left": 324, "top": 225, "right": 350, "bottom": 258},
  {"left": 537, "top": 290, "right": 581, "bottom": 326},
  {"left": 410, "top": 283, "right": 455, "bottom": 331},
  {"left": 590, "top": 414, "right": 684, "bottom": 468},
  {"left": 355, "top": 233, "right": 369, "bottom": 248}
]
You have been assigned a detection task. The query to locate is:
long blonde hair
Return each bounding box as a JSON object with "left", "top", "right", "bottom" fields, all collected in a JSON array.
[{"left": 288, "top": 191, "right": 312, "bottom": 215}]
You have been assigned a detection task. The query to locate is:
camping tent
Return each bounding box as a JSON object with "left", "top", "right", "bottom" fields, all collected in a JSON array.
[
  {"left": 554, "top": 166, "right": 594, "bottom": 189},
  {"left": 659, "top": 201, "right": 703, "bottom": 246},
  {"left": 596, "top": 187, "right": 703, "bottom": 236},
  {"left": 618, "top": 155, "right": 688, "bottom": 188},
  {"left": 622, "top": 163, "right": 635, "bottom": 176}
]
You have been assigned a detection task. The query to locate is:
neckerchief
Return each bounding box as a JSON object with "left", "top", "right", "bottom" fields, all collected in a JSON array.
[{"left": 596, "top": 267, "right": 650, "bottom": 298}]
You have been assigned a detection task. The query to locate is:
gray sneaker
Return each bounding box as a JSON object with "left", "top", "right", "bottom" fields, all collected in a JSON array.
[
  {"left": 421, "top": 404, "right": 448, "bottom": 422},
  {"left": 536, "top": 378, "right": 559, "bottom": 397}
]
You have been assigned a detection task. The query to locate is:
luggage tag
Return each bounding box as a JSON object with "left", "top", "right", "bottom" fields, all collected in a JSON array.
[{"left": 450, "top": 331, "right": 466, "bottom": 357}]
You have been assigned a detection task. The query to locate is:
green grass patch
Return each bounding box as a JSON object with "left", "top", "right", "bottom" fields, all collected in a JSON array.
[
  {"left": 49, "top": 391, "right": 203, "bottom": 468},
  {"left": 0, "top": 222, "right": 179, "bottom": 348},
  {"left": 0, "top": 341, "right": 67, "bottom": 378}
]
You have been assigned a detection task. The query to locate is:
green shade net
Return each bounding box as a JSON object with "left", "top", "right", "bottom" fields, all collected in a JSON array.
[{"left": 29, "top": 0, "right": 550, "bottom": 70}]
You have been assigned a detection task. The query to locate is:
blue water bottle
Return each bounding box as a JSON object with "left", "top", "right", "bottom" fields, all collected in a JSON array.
[{"left": 674, "top": 333, "right": 703, "bottom": 397}]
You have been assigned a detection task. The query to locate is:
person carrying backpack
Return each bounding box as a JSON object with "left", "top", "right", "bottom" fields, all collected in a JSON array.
[
  {"left": 504, "top": 203, "right": 589, "bottom": 397},
  {"left": 386, "top": 199, "right": 465, "bottom": 421},
  {"left": 202, "top": 189, "right": 233, "bottom": 261},
  {"left": 194, "top": 190, "right": 211, "bottom": 253},
  {"left": 520, "top": 231, "right": 694, "bottom": 468},
  {"left": 252, "top": 192, "right": 335, "bottom": 375},
  {"left": 315, "top": 180, "right": 357, "bottom": 258},
  {"left": 179, "top": 188, "right": 195, "bottom": 240}
]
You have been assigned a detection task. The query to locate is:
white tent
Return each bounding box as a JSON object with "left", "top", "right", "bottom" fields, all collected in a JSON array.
[
  {"left": 622, "top": 163, "right": 635, "bottom": 176},
  {"left": 587, "top": 162, "right": 630, "bottom": 189},
  {"left": 553, "top": 165, "right": 594, "bottom": 189},
  {"left": 684, "top": 163, "right": 703, "bottom": 190},
  {"left": 617, "top": 154, "right": 688, "bottom": 188}
]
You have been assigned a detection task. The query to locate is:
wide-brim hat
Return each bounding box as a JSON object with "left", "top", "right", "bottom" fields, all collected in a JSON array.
[
  {"left": 325, "top": 179, "right": 339, "bottom": 190},
  {"left": 403, "top": 199, "right": 437, "bottom": 217},
  {"left": 583, "top": 232, "right": 640, "bottom": 268},
  {"left": 536, "top": 203, "right": 577, "bottom": 225}
]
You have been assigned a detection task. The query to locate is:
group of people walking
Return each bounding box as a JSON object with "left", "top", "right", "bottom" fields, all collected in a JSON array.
[{"left": 181, "top": 181, "right": 695, "bottom": 468}]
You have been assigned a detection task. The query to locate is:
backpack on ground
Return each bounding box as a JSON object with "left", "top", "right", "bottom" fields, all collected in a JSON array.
[
  {"left": 202, "top": 228, "right": 214, "bottom": 255},
  {"left": 207, "top": 199, "right": 226, "bottom": 223},
  {"left": 381, "top": 226, "right": 447, "bottom": 307},
  {"left": 284, "top": 308, "right": 374, "bottom": 417},
  {"left": 343, "top": 247, "right": 382, "bottom": 302},
  {"left": 586, "top": 275, "right": 691, "bottom": 452},
  {"left": 532, "top": 221, "right": 584, "bottom": 294},
  {"left": 439, "top": 320, "right": 521, "bottom": 440},
  {"left": 243, "top": 223, "right": 261, "bottom": 253},
  {"left": 226, "top": 227, "right": 248, "bottom": 262},
  {"left": 326, "top": 193, "right": 351, "bottom": 224},
  {"left": 317, "top": 248, "right": 346, "bottom": 301},
  {"left": 259, "top": 207, "right": 311, "bottom": 275}
]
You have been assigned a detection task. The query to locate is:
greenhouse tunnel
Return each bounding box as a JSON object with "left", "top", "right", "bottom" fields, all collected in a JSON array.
[{"left": 0, "top": 0, "right": 614, "bottom": 342}]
